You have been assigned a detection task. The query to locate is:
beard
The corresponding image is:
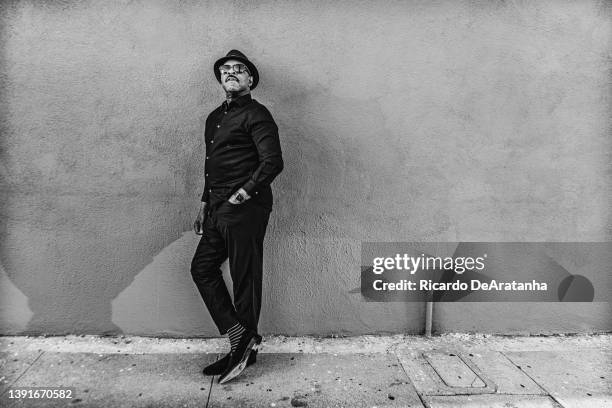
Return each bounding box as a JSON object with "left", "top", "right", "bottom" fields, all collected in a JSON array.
[
  {"left": 223, "top": 81, "right": 241, "bottom": 91},
  {"left": 222, "top": 79, "right": 250, "bottom": 97}
]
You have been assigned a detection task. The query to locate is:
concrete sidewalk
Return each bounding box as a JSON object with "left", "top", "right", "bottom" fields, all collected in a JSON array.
[{"left": 0, "top": 334, "right": 610, "bottom": 408}]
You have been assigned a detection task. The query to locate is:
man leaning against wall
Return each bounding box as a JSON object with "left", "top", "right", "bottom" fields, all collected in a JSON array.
[{"left": 190, "top": 49, "right": 284, "bottom": 384}]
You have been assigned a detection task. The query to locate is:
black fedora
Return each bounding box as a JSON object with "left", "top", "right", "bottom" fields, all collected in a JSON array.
[{"left": 214, "top": 49, "right": 259, "bottom": 90}]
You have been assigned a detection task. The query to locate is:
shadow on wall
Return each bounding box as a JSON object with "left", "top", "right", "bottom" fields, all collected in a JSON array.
[
  {"left": 0, "top": 197, "right": 198, "bottom": 335},
  {"left": 0, "top": 87, "right": 205, "bottom": 336},
  {"left": 0, "top": 260, "right": 33, "bottom": 332},
  {"left": 0, "top": 1, "right": 207, "bottom": 335},
  {"left": 0, "top": 24, "right": 315, "bottom": 336}
]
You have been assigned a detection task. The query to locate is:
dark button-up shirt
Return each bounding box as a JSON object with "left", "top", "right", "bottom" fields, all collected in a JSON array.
[{"left": 201, "top": 93, "right": 283, "bottom": 208}]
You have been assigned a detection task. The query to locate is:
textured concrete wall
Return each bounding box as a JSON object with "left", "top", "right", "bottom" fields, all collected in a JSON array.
[{"left": 1, "top": 0, "right": 610, "bottom": 336}]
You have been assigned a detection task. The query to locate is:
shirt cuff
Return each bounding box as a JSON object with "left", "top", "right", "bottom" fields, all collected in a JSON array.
[{"left": 241, "top": 180, "right": 258, "bottom": 196}]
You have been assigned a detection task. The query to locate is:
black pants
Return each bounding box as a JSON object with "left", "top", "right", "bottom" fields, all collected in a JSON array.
[{"left": 191, "top": 198, "right": 271, "bottom": 335}]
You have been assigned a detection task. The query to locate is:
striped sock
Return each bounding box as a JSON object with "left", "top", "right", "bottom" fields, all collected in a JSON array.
[{"left": 227, "top": 322, "right": 246, "bottom": 352}]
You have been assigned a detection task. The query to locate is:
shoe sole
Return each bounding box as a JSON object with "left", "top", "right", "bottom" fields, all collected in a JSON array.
[
  {"left": 218, "top": 337, "right": 259, "bottom": 384},
  {"left": 203, "top": 350, "right": 258, "bottom": 376}
]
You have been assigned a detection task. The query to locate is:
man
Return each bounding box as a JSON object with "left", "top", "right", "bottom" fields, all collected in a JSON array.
[{"left": 191, "top": 49, "right": 283, "bottom": 384}]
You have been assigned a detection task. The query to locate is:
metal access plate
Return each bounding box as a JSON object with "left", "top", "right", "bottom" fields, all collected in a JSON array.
[
  {"left": 424, "top": 352, "right": 486, "bottom": 388},
  {"left": 397, "top": 348, "right": 497, "bottom": 396}
]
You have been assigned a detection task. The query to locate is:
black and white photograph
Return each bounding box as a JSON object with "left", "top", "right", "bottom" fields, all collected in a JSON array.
[{"left": 0, "top": 1, "right": 610, "bottom": 407}]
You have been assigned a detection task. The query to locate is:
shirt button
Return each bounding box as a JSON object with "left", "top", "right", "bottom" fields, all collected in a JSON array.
[
  {"left": 206, "top": 156, "right": 209, "bottom": 159},
  {"left": 209, "top": 189, "right": 212, "bottom": 192},
  {"left": 210, "top": 140, "right": 214, "bottom": 143},
  {"left": 255, "top": 191, "right": 259, "bottom": 195},
  {"left": 216, "top": 124, "right": 220, "bottom": 128},
  {"left": 205, "top": 173, "right": 208, "bottom": 177}
]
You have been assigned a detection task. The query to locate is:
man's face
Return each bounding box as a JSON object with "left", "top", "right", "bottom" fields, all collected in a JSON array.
[{"left": 219, "top": 59, "right": 253, "bottom": 93}]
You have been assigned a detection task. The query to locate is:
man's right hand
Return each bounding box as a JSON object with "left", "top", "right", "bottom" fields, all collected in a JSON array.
[{"left": 193, "top": 202, "right": 208, "bottom": 235}]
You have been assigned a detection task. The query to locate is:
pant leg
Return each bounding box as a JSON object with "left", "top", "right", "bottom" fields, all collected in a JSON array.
[
  {"left": 214, "top": 201, "right": 271, "bottom": 333},
  {"left": 190, "top": 214, "right": 238, "bottom": 335}
]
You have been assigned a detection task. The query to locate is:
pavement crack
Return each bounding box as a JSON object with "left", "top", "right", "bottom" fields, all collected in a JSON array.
[
  {"left": 0, "top": 350, "right": 46, "bottom": 398},
  {"left": 499, "top": 351, "right": 567, "bottom": 408},
  {"left": 204, "top": 354, "right": 220, "bottom": 408},
  {"left": 393, "top": 350, "right": 428, "bottom": 407}
]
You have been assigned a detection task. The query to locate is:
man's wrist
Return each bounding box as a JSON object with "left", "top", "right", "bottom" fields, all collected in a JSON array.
[{"left": 241, "top": 181, "right": 256, "bottom": 197}]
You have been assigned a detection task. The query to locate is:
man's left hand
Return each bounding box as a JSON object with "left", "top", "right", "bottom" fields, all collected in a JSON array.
[{"left": 228, "top": 188, "right": 251, "bottom": 205}]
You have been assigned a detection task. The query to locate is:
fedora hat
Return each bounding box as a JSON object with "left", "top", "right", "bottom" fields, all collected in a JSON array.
[{"left": 214, "top": 49, "right": 259, "bottom": 90}]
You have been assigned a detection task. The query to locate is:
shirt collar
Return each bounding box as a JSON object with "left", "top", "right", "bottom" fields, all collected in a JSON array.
[{"left": 222, "top": 93, "right": 252, "bottom": 110}]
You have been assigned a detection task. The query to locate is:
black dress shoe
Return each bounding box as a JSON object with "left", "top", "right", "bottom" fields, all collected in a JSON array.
[
  {"left": 202, "top": 349, "right": 257, "bottom": 376},
  {"left": 218, "top": 331, "right": 262, "bottom": 384}
]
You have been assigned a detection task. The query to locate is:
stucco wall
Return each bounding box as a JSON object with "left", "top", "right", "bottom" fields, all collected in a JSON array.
[{"left": 1, "top": 0, "right": 610, "bottom": 336}]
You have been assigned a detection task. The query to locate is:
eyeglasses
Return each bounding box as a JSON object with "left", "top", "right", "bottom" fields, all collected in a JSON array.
[{"left": 218, "top": 63, "right": 250, "bottom": 75}]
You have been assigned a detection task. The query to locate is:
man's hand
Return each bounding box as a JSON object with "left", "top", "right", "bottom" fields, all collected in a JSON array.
[
  {"left": 228, "top": 188, "right": 251, "bottom": 205},
  {"left": 193, "top": 202, "right": 208, "bottom": 235}
]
